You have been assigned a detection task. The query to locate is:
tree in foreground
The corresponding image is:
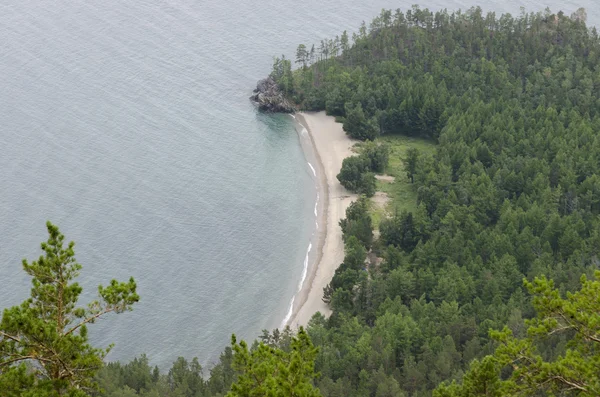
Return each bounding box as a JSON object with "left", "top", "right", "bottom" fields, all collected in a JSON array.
[
  {"left": 435, "top": 272, "right": 600, "bottom": 397},
  {"left": 0, "top": 221, "right": 139, "bottom": 396},
  {"left": 227, "top": 327, "right": 321, "bottom": 397}
]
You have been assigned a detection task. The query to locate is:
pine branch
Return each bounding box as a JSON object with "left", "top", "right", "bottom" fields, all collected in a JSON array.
[
  {"left": 0, "top": 331, "right": 21, "bottom": 343},
  {"left": 63, "top": 307, "right": 113, "bottom": 337}
]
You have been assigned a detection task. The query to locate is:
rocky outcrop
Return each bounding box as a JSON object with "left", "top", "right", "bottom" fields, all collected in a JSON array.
[{"left": 250, "top": 76, "right": 296, "bottom": 113}]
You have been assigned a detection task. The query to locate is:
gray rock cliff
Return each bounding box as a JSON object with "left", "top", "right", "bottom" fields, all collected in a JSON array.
[{"left": 250, "top": 77, "right": 295, "bottom": 113}]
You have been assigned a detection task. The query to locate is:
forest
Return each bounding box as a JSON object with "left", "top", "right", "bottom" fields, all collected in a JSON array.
[{"left": 2, "top": 5, "right": 600, "bottom": 397}]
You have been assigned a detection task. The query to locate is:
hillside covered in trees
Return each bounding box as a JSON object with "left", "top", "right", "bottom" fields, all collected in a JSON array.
[{"left": 3, "top": 5, "right": 600, "bottom": 397}]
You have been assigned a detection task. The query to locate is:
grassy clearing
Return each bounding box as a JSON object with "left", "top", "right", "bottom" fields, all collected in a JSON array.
[
  {"left": 364, "top": 134, "right": 437, "bottom": 227},
  {"left": 369, "top": 198, "right": 385, "bottom": 229}
]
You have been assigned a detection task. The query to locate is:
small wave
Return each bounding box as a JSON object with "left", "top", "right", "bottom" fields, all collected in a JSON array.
[
  {"left": 299, "top": 243, "right": 311, "bottom": 288},
  {"left": 307, "top": 162, "right": 316, "bottom": 176},
  {"left": 281, "top": 242, "right": 312, "bottom": 328},
  {"left": 301, "top": 127, "right": 308, "bottom": 136},
  {"left": 289, "top": 114, "right": 296, "bottom": 119},
  {"left": 281, "top": 296, "right": 295, "bottom": 327},
  {"left": 281, "top": 191, "right": 319, "bottom": 327}
]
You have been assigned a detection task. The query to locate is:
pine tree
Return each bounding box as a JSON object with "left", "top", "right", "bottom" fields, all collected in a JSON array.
[
  {"left": 404, "top": 147, "right": 420, "bottom": 183},
  {"left": 0, "top": 222, "right": 139, "bottom": 396},
  {"left": 295, "top": 44, "right": 308, "bottom": 69},
  {"left": 435, "top": 272, "right": 600, "bottom": 396},
  {"left": 227, "top": 327, "right": 321, "bottom": 397}
]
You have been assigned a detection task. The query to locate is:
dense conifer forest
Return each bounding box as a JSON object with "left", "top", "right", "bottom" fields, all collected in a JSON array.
[{"left": 3, "top": 5, "right": 600, "bottom": 397}]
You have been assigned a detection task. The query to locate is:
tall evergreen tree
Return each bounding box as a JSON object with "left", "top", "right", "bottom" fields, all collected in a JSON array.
[
  {"left": 0, "top": 222, "right": 139, "bottom": 396},
  {"left": 436, "top": 272, "right": 600, "bottom": 396},
  {"left": 227, "top": 327, "right": 321, "bottom": 397}
]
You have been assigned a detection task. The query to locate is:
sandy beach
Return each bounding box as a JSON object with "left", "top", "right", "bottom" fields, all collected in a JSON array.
[{"left": 288, "top": 111, "right": 357, "bottom": 328}]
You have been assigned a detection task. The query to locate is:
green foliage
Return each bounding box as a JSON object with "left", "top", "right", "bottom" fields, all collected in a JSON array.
[
  {"left": 207, "top": 347, "right": 235, "bottom": 396},
  {"left": 324, "top": 194, "right": 374, "bottom": 314},
  {"left": 31, "top": 5, "right": 600, "bottom": 397},
  {"left": 341, "top": 237, "right": 367, "bottom": 271},
  {"left": 0, "top": 222, "right": 139, "bottom": 396},
  {"left": 337, "top": 155, "right": 370, "bottom": 194},
  {"left": 403, "top": 147, "right": 419, "bottom": 183},
  {"left": 337, "top": 142, "right": 390, "bottom": 197},
  {"left": 343, "top": 103, "right": 379, "bottom": 141},
  {"left": 336, "top": 156, "right": 379, "bottom": 197},
  {"left": 360, "top": 141, "right": 390, "bottom": 174},
  {"left": 227, "top": 327, "right": 321, "bottom": 397},
  {"left": 278, "top": 5, "right": 600, "bottom": 397},
  {"left": 437, "top": 272, "right": 600, "bottom": 396},
  {"left": 168, "top": 357, "right": 206, "bottom": 397},
  {"left": 295, "top": 44, "right": 309, "bottom": 69},
  {"left": 96, "top": 354, "right": 215, "bottom": 397},
  {"left": 379, "top": 210, "right": 419, "bottom": 252},
  {"left": 358, "top": 172, "right": 376, "bottom": 197},
  {"left": 434, "top": 356, "right": 501, "bottom": 397},
  {"left": 339, "top": 197, "right": 374, "bottom": 249},
  {"left": 271, "top": 56, "right": 293, "bottom": 95},
  {"left": 369, "top": 135, "right": 436, "bottom": 227}
]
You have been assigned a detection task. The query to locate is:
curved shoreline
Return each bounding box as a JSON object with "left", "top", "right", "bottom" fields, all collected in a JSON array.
[
  {"left": 286, "top": 111, "right": 357, "bottom": 328},
  {"left": 285, "top": 113, "right": 330, "bottom": 327}
]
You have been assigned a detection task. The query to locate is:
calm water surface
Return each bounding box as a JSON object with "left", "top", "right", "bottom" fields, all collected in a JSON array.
[{"left": 0, "top": 0, "right": 596, "bottom": 367}]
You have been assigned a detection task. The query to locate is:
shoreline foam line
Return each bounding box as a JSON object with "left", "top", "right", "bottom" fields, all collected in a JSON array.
[
  {"left": 315, "top": 193, "right": 319, "bottom": 229},
  {"left": 280, "top": 114, "right": 322, "bottom": 329},
  {"left": 287, "top": 111, "right": 357, "bottom": 328},
  {"left": 281, "top": 113, "right": 330, "bottom": 329},
  {"left": 281, "top": 242, "right": 312, "bottom": 327}
]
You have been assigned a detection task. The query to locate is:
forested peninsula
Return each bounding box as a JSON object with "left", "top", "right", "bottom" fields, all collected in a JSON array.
[{"left": 2, "top": 5, "right": 600, "bottom": 397}]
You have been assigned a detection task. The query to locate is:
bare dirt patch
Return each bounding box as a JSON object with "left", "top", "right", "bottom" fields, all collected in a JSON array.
[{"left": 375, "top": 174, "right": 395, "bottom": 182}]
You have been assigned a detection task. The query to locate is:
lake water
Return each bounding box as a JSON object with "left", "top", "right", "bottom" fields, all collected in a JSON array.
[{"left": 0, "top": 0, "right": 596, "bottom": 368}]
